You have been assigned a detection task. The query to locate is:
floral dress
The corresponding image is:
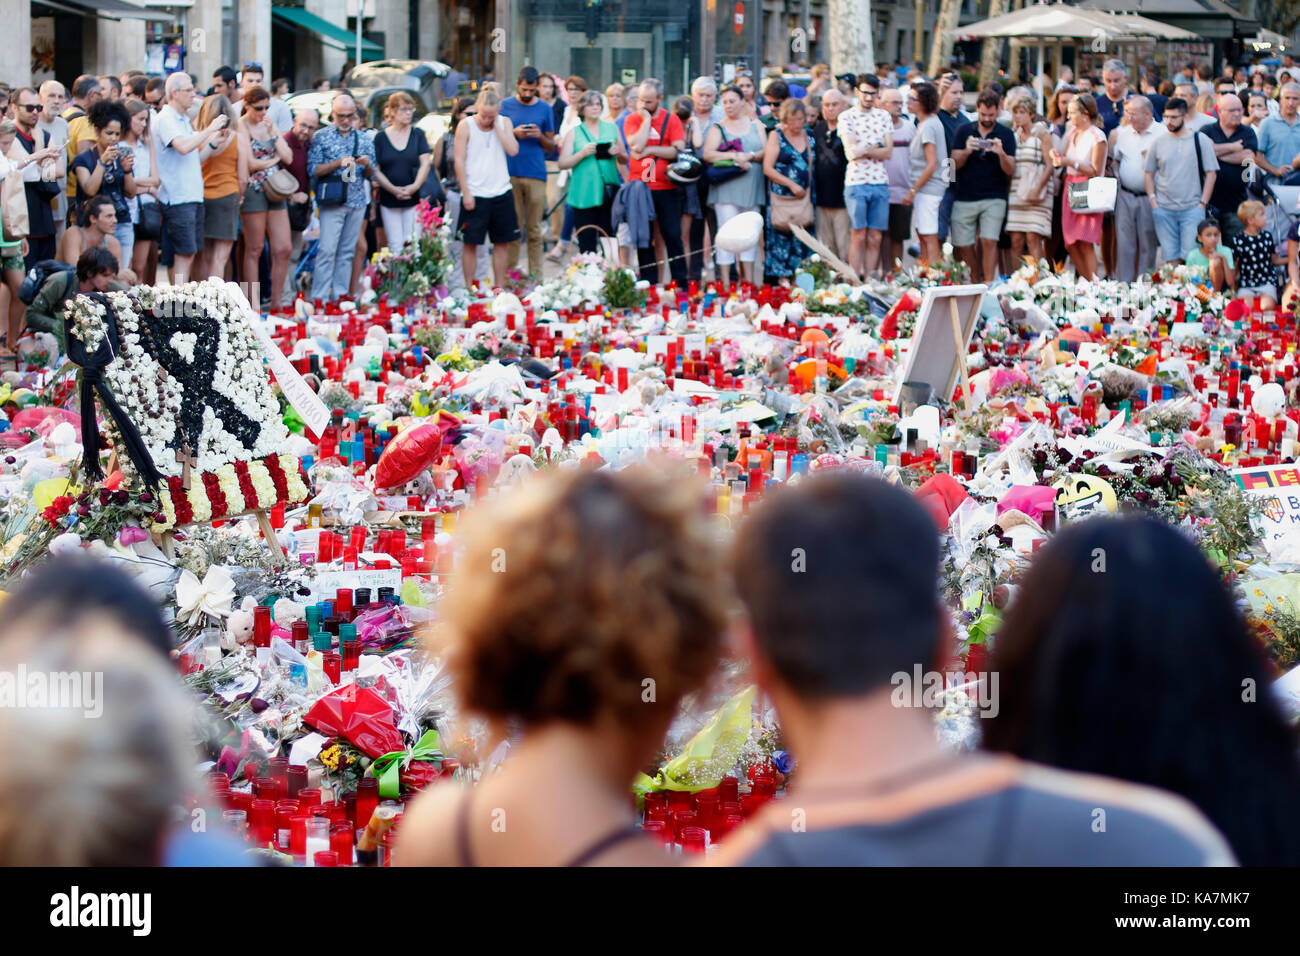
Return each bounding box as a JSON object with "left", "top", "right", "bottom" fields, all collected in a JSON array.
[{"left": 765, "top": 128, "right": 813, "bottom": 278}]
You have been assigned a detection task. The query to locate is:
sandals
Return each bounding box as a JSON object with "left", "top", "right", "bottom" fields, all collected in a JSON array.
[{"left": 546, "top": 244, "right": 568, "bottom": 263}]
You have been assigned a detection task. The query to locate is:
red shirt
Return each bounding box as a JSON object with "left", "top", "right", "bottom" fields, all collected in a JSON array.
[{"left": 624, "top": 108, "right": 685, "bottom": 190}]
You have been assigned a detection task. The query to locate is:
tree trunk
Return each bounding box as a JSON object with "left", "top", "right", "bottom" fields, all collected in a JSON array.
[
  {"left": 978, "top": 0, "right": 1008, "bottom": 91},
  {"left": 928, "top": 0, "right": 963, "bottom": 78},
  {"left": 829, "top": 0, "right": 875, "bottom": 77}
]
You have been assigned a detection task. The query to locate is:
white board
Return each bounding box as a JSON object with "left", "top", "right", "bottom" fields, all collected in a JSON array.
[{"left": 894, "top": 283, "right": 987, "bottom": 405}]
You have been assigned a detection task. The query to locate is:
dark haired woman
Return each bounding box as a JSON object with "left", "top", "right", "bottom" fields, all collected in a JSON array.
[
  {"left": 70, "top": 99, "right": 136, "bottom": 268},
  {"left": 397, "top": 464, "right": 728, "bottom": 866},
  {"left": 985, "top": 516, "right": 1300, "bottom": 866}
]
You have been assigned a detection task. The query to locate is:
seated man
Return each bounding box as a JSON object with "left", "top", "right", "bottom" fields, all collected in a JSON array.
[
  {"left": 26, "top": 246, "right": 122, "bottom": 351},
  {"left": 57, "top": 196, "right": 136, "bottom": 284},
  {"left": 713, "top": 471, "right": 1235, "bottom": 866}
]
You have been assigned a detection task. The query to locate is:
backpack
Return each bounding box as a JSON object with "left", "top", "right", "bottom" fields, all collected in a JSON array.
[{"left": 18, "top": 259, "right": 74, "bottom": 305}]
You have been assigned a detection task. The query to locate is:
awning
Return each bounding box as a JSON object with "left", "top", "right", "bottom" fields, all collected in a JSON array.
[
  {"left": 35, "top": 0, "right": 175, "bottom": 19},
  {"left": 272, "top": 6, "right": 383, "bottom": 59}
]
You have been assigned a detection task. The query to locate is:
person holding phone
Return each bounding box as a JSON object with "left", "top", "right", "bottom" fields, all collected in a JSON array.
[
  {"left": 500, "top": 67, "right": 556, "bottom": 275},
  {"left": 70, "top": 99, "right": 136, "bottom": 269},
  {"left": 558, "top": 90, "right": 626, "bottom": 255}
]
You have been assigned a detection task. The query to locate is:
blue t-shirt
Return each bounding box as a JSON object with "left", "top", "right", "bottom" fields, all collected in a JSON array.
[{"left": 498, "top": 97, "right": 555, "bottom": 181}]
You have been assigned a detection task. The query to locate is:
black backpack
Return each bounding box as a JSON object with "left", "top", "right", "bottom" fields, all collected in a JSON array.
[{"left": 18, "top": 260, "right": 74, "bottom": 305}]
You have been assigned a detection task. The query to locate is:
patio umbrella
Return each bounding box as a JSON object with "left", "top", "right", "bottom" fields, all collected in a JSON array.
[{"left": 950, "top": 1, "right": 1199, "bottom": 112}]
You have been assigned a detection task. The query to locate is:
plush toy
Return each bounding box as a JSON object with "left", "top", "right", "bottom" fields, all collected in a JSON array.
[
  {"left": 224, "top": 597, "right": 257, "bottom": 650},
  {"left": 273, "top": 597, "right": 306, "bottom": 631}
]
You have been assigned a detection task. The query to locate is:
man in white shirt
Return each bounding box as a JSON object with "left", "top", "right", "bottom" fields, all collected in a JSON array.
[
  {"left": 155, "top": 72, "right": 230, "bottom": 281},
  {"left": 838, "top": 74, "right": 894, "bottom": 278},
  {"left": 1109, "top": 96, "right": 1162, "bottom": 281},
  {"left": 36, "top": 81, "right": 69, "bottom": 246}
]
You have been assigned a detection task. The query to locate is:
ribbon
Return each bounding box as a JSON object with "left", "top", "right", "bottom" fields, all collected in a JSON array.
[
  {"left": 175, "top": 565, "right": 237, "bottom": 627},
  {"left": 368, "top": 728, "right": 443, "bottom": 799},
  {"left": 67, "top": 292, "right": 163, "bottom": 488}
]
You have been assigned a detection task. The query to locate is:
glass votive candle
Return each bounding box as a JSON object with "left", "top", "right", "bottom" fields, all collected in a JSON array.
[
  {"left": 305, "top": 817, "right": 330, "bottom": 866},
  {"left": 249, "top": 799, "right": 275, "bottom": 846},
  {"left": 641, "top": 819, "right": 671, "bottom": 846},
  {"left": 287, "top": 765, "right": 308, "bottom": 797},
  {"left": 314, "top": 850, "right": 340, "bottom": 867},
  {"left": 296, "top": 787, "right": 321, "bottom": 807},
  {"left": 289, "top": 815, "right": 309, "bottom": 861},
  {"left": 679, "top": 825, "right": 708, "bottom": 854},
  {"left": 355, "top": 777, "right": 379, "bottom": 831},
  {"left": 330, "top": 823, "right": 354, "bottom": 865},
  {"left": 222, "top": 809, "right": 248, "bottom": 838},
  {"left": 341, "top": 640, "right": 361, "bottom": 673},
  {"left": 323, "top": 651, "right": 341, "bottom": 683}
]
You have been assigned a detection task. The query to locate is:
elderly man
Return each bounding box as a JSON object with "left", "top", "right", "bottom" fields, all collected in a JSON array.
[
  {"left": 880, "top": 87, "right": 916, "bottom": 270},
  {"left": 156, "top": 72, "right": 231, "bottom": 281},
  {"left": 684, "top": 76, "right": 723, "bottom": 281},
  {"left": 1256, "top": 82, "right": 1300, "bottom": 184},
  {"left": 36, "top": 81, "right": 69, "bottom": 245},
  {"left": 1202, "top": 92, "right": 1258, "bottom": 244},
  {"left": 811, "top": 88, "right": 851, "bottom": 264},
  {"left": 1109, "top": 96, "right": 1163, "bottom": 281},
  {"left": 1096, "top": 59, "right": 1132, "bottom": 136},
  {"left": 307, "top": 93, "right": 376, "bottom": 302}
]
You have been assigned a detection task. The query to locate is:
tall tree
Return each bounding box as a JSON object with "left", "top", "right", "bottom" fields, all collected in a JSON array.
[
  {"left": 929, "top": 0, "right": 963, "bottom": 77},
  {"left": 830, "top": 0, "right": 876, "bottom": 76}
]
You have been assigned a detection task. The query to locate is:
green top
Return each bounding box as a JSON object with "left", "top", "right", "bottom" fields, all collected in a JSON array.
[
  {"left": 1184, "top": 243, "right": 1233, "bottom": 278},
  {"left": 567, "top": 120, "right": 621, "bottom": 210}
]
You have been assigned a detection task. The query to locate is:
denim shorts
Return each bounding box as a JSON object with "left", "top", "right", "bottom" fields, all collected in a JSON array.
[{"left": 844, "top": 182, "right": 890, "bottom": 231}]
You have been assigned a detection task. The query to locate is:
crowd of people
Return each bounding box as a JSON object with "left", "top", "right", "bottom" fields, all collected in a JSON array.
[
  {"left": 3, "top": 467, "right": 1297, "bottom": 866},
  {"left": 9, "top": 54, "right": 1300, "bottom": 351}
]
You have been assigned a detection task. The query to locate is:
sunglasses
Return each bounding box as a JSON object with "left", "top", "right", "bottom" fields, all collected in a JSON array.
[
  {"left": 250, "top": 103, "right": 268, "bottom": 111},
  {"left": 18, "top": 104, "right": 40, "bottom": 112}
]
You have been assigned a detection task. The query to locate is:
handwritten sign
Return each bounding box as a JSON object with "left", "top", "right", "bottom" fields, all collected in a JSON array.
[
  {"left": 251, "top": 321, "right": 331, "bottom": 438},
  {"left": 301, "top": 564, "right": 404, "bottom": 606},
  {"left": 1233, "top": 464, "right": 1300, "bottom": 562}
]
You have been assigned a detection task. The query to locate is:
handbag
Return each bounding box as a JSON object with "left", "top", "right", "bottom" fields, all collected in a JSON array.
[
  {"left": 2, "top": 149, "right": 29, "bottom": 240},
  {"left": 137, "top": 199, "right": 162, "bottom": 240},
  {"left": 769, "top": 134, "right": 813, "bottom": 233},
  {"left": 262, "top": 167, "right": 299, "bottom": 204},
  {"left": 288, "top": 199, "right": 311, "bottom": 232},
  {"left": 706, "top": 124, "right": 748, "bottom": 186},
  {"left": 1067, "top": 176, "right": 1117, "bottom": 214},
  {"left": 315, "top": 130, "right": 358, "bottom": 208}
]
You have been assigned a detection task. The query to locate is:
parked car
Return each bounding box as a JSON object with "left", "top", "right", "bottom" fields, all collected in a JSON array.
[
  {"left": 285, "top": 87, "right": 451, "bottom": 143},
  {"left": 343, "top": 60, "right": 451, "bottom": 110}
]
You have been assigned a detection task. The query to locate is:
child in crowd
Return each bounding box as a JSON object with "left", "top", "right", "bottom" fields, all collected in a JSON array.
[
  {"left": 1183, "top": 219, "right": 1234, "bottom": 292},
  {"left": 1230, "top": 200, "right": 1285, "bottom": 310}
]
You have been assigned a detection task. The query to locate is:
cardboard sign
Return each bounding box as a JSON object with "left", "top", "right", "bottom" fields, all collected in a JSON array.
[
  {"left": 1233, "top": 463, "right": 1300, "bottom": 562},
  {"left": 301, "top": 564, "right": 404, "bottom": 606}
]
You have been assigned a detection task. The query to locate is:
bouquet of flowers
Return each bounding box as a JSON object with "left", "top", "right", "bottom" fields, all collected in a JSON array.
[{"left": 367, "top": 200, "right": 453, "bottom": 308}]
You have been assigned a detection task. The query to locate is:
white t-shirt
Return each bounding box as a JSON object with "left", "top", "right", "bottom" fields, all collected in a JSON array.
[
  {"left": 1112, "top": 122, "right": 1164, "bottom": 193},
  {"left": 839, "top": 105, "right": 893, "bottom": 187},
  {"left": 154, "top": 104, "right": 204, "bottom": 205}
]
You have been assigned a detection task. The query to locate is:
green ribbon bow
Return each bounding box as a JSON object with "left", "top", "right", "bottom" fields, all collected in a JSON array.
[{"left": 369, "top": 728, "right": 443, "bottom": 799}]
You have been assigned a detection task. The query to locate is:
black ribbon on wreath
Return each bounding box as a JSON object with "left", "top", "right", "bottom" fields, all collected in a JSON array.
[{"left": 65, "top": 292, "right": 164, "bottom": 488}]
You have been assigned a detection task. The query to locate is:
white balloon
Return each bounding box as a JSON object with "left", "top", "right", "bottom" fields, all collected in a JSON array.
[
  {"left": 1252, "top": 381, "right": 1287, "bottom": 419},
  {"left": 715, "top": 210, "right": 764, "bottom": 253}
]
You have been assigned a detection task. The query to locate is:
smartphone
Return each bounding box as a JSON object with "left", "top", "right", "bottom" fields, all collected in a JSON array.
[{"left": 594, "top": 141, "right": 612, "bottom": 159}]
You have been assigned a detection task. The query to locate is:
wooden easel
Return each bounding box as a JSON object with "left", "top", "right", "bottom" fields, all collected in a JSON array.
[{"left": 947, "top": 296, "right": 977, "bottom": 415}]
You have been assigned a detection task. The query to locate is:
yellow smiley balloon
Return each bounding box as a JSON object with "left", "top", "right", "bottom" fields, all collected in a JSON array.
[{"left": 1052, "top": 474, "right": 1118, "bottom": 520}]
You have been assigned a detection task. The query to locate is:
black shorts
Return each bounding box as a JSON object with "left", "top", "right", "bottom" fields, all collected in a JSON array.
[
  {"left": 456, "top": 191, "right": 520, "bottom": 246},
  {"left": 163, "top": 201, "right": 205, "bottom": 257},
  {"left": 888, "top": 203, "right": 912, "bottom": 243}
]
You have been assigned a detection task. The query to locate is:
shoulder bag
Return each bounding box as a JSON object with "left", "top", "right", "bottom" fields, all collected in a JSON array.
[
  {"left": 315, "top": 130, "right": 357, "bottom": 208},
  {"left": 705, "top": 123, "right": 748, "bottom": 186},
  {"left": 1065, "top": 129, "right": 1116, "bottom": 213},
  {"left": 769, "top": 135, "right": 813, "bottom": 232}
]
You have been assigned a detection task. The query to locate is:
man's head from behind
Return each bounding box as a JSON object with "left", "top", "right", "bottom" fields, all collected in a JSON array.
[{"left": 733, "top": 472, "right": 942, "bottom": 703}]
